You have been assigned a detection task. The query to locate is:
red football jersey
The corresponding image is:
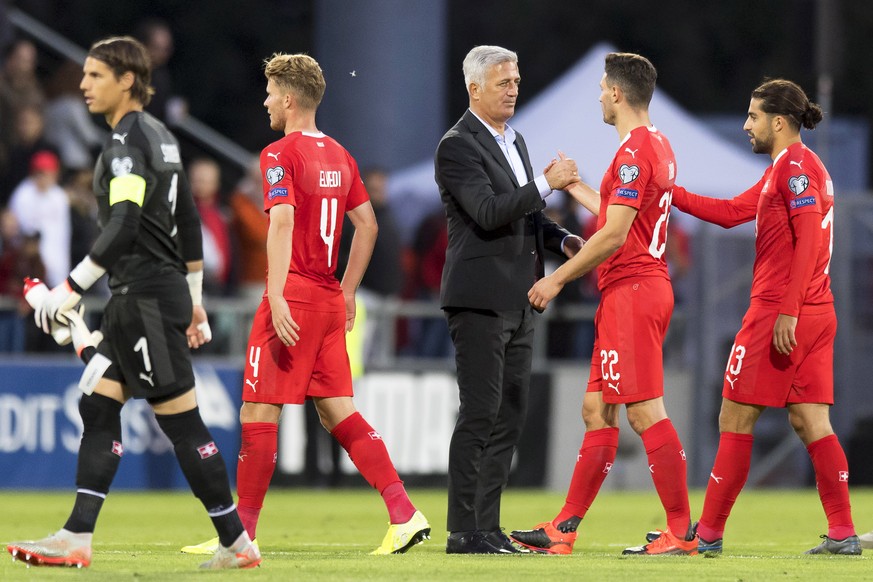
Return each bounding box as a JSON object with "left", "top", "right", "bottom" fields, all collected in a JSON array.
[
  {"left": 749, "top": 142, "right": 834, "bottom": 311},
  {"left": 671, "top": 142, "right": 834, "bottom": 314},
  {"left": 595, "top": 125, "right": 675, "bottom": 290},
  {"left": 260, "top": 131, "right": 369, "bottom": 308}
]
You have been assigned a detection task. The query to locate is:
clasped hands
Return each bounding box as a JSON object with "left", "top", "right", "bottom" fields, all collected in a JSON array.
[
  {"left": 531, "top": 151, "right": 585, "bottom": 312},
  {"left": 544, "top": 151, "right": 580, "bottom": 190}
]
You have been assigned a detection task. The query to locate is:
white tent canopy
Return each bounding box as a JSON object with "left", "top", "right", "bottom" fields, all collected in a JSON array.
[{"left": 388, "top": 42, "right": 767, "bottom": 239}]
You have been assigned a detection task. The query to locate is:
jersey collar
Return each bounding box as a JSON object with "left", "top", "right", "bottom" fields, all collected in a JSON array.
[{"left": 618, "top": 125, "right": 657, "bottom": 147}]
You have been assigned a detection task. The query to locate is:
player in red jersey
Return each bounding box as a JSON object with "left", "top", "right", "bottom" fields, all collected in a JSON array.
[
  {"left": 661, "top": 79, "right": 858, "bottom": 555},
  {"left": 511, "top": 53, "right": 696, "bottom": 556},
  {"left": 182, "top": 53, "right": 429, "bottom": 556}
]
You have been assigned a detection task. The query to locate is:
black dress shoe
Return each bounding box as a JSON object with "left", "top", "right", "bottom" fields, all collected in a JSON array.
[
  {"left": 446, "top": 530, "right": 509, "bottom": 554},
  {"left": 482, "top": 529, "right": 524, "bottom": 553}
]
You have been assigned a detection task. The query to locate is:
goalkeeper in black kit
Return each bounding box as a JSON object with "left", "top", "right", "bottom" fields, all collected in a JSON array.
[{"left": 6, "top": 36, "right": 260, "bottom": 570}]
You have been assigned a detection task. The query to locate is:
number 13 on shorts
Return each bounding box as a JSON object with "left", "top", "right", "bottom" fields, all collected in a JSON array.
[{"left": 724, "top": 342, "right": 746, "bottom": 390}]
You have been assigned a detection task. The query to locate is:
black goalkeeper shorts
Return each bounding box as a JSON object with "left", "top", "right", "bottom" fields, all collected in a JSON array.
[{"left": 96, "top": 276, "right": 195, "bottom": 401}]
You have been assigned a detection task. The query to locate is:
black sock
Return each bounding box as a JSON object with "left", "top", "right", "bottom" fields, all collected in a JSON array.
[
  {"left": 63, "top": 393, "right": 124, "bottom": 533},
  {"left": 556, "top": 516, "right": 582, "bottom": 533},
  {"left": 208, "top": 506, "right": 246, "bottom": 547},
  {"left": 154, "top": 407, "right": 244, "bottom": 547},
  {"left": 64, "top": 490, "right": 106, "bottom": 533}
]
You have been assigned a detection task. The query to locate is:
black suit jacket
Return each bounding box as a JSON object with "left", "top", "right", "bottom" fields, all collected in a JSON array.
[{"left": 435, "top": 110, "right": 571, "bottom": 311}]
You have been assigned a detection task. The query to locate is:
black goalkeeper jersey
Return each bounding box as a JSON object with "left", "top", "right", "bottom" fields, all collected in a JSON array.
[{"left": 91, "top": 110, "right": 202, "bottom": 293}]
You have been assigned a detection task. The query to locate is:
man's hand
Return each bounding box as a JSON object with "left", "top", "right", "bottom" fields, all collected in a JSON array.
[
  {"left": 34, "top": 280, "right": 81, "bottom": 334},
  {"left": 773, "top": 314, "right": 798, "bottom": 355},
  {"left": 187, "top": 305, "right": 213, "bottom": 349},
  {"left": 344, "top": 291, "right": 357, "bottom": 333},
  {"left": 563, "top": 235, "right": 584, "bottom": 258},
  {"left": 528, "top": 274, "right": 564, "bottom": 312},
  {"left": 268, "top": 293, "right": 300, "bottom": 347},
  {"left": 545, "top": 151, "right": 580, "bottom": 190}
]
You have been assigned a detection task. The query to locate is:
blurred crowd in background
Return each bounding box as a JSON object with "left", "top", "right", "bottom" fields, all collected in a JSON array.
[{"left": 0, "top": 23, "right": 693, "bottom": 361}]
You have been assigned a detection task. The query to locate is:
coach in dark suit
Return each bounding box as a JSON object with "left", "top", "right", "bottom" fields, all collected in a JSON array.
[{"left": 436, "top": 45, "right": 582, "bottom": 554}]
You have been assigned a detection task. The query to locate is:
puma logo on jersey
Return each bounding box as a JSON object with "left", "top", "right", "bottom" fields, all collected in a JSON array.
[
  {"left": 725, "top": 374, "right": 737, "bottom": 390},
  {"left": 710, "top": 472, "right": 724, "bottom": 484},
  {"left": 139, "top": 371, "right": 154, "bottom": 386},
  {"left": 112, "top": 132, "right": 128, "bottom": 144},
  {"left": 266, "top": 152, "right": 280, "bottom": 160},
  {"left": 246, "top": 379, "right": 258, "bottom": 392},
  {"left": 624, "top": 147, "right": 639, "bottom": 158},
  {"left": 790, "top": 160, "right": 803, "bottom": 169},
  {"left": 608, "top": 381, "right": 621, "bottom": 394},
  {"left": 238, "top": 453, "right": 247, "bottom": 463}
]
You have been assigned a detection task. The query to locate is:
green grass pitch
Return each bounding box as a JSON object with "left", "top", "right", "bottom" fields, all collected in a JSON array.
[{"left": 1, "top": 488, "right": 871, "bottom": 580}]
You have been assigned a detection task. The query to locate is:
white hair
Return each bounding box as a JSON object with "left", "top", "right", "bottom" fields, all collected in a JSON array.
[{"left": 462, "top": 45, "right": 518, "bottom": 91}]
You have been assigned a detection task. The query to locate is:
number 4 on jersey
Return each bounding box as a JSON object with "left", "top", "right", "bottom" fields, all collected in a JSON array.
[{"left": 320, "top": 197, "right": 338, "bottom": 268}]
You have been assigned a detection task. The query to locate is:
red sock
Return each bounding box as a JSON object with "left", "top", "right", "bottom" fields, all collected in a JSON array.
[
  {"left": 381, "top": 482, "right": 416, "bottom": 524},
  {"left": 332, "top": 412, "right": 412, "bottom": 523},
  {"left": 555, "top": 427, "right": 619, "bottom": 524},
  {"left": 698, "top": 432, "right": 753, "bottom": 541},
  {"left": 641, "top": 419, "right": 691, "bottom": 537},
  {"left": 807, "top": 434, "right": 855, "bottom": 540},
  {"left": 236, "top": 422, "right": 278, "bottom": 540}
]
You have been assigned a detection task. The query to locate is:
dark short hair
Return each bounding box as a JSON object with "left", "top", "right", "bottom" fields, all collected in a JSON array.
[
  {"left": 604, "top": 52, "right": 657, "bottom": 109},
  {"left": 751, "top": 79, "right": 823, "bottom": 130},
  {"left": 88, "top": 36, "right": 154, "bottom": 106}
]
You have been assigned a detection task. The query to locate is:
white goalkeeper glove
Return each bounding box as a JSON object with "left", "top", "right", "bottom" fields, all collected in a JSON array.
[
  {"left": 63, "top": 307, "right": 102, "bottom": 359},
  {"left": 34, "top": 280, "right": 81, "bottom": 334},
  {"left": 34, "top": 256, "right": 105, "bottom": 334}
]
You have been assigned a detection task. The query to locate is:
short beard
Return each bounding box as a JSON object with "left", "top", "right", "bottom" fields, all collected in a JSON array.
[
  {"left": 751, "top": 140, "right": 772, "bottom": 155},
  {"left": 751, "top": 133, "right": 773, "bottom": 155}
]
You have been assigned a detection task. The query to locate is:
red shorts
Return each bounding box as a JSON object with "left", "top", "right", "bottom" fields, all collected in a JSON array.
[
  {"left": 722, "top": 304, "right": 835, "bottom": 407},
  {"left": 242, "top": 299, "right": 353, "bottom": 404},
  {"left": 587, "top": 277, "right": 673, "bottom": 404}
]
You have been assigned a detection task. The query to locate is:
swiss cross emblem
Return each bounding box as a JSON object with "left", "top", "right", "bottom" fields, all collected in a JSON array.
[
  {"left": 197, "top": 441, "right": 219, "bottom": 459},
  {"left": 839, "top": 471, "right": 849, "bottom": 482},
  {"left": 603, "top": 462, "right": 613, "bottom": 474},
  {"left": 111, "top": 441, "right": 124, "bottom": 457},
  {"left": 368, "top": 431, "right": 382, "bottom": 441}
]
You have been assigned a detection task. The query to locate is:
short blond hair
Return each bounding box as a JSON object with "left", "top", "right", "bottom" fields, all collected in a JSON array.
[{"left": 263, "top": 53, "right": 325, "bottom": 110}]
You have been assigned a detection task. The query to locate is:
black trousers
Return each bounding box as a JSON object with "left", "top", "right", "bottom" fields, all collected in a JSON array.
[{"left": 445, "top": 306, "right": 534, "bottom": 532}]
